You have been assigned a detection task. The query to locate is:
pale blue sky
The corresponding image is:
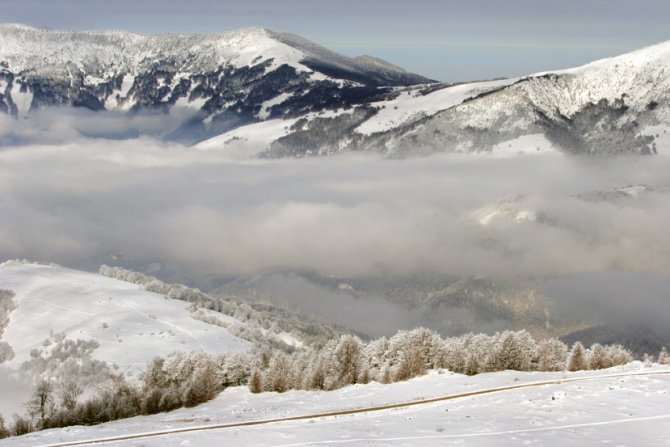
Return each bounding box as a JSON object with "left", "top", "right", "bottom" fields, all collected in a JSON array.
[{"left": 3, "top": 0, "right": 669, "bottom": 82}]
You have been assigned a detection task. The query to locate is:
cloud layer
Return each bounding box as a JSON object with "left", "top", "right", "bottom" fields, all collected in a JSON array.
[{"left": 2, "top": 113, "right": 670, "bottom": 286}]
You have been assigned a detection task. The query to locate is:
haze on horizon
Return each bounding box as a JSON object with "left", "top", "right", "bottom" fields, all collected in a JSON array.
[{"left": 3, "top": 0, "right": 670, "bottom": 82}]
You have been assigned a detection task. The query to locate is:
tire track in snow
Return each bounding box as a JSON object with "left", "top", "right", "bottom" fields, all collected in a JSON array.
[
  {"left": 35, "top": 369, "right": 670, "bottom": 447},
  {"left": 274, "top": 414, "right": 670, "bottom": 446}
]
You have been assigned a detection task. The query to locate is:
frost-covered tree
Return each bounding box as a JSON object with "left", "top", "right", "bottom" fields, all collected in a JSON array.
[
  {"left": 442, "top": 334, "right": 469, "bottom": 373},
  {"left": 265, "top": 353, "right": 289, "bottom": 393},
  {"left": 142, "top": 356, "right": 167, "bottom": 390},
  {"left": 140, "top": 388, "right": 164, "bottom": 415},
  {"left": 658, "top": 347, "right": 669, "bottom": 365},
  {"left": 390, "top": 328, "right": 445, "bottom": 371},
  {"left": 464, "top": 351, "right": 479, "bottom": 376},
  {"left": 306, "top": 355, "right": 327, "bottom": 390},
  {"left": 567, "top": 342, "right": 586, "bottom": 372},
  {"left": 587, "top": 343, "right": 608, "bottom": 370},
  {"left": 537, "top": 338, "right": 568, "bottom": 371},
  {"left": 489, "top": 331, "right": 537, "bottom": 371},
  {"left": 332, "top": 335, "right": 362, "bottom": 387},
  {"left": 358, "top": 367, "right": 370, "bottom": 384},
  {"left": 158, "top": 387, "right": 182, "bottom": 412},
  {"left": 183, "top": 360, "right": 219, "bottom": 407},
  {"left": 394, "top": 347, "right": 426, "bottom": 382},
  {"left": 605, "top": 344, "right": 632, "bottom": 367},
  {"left": 99, "top": 375, "right": 141, "bottom": 421},
  {"left": 364, "top": 336, "right": 389, "bottom": 376},
  {"left": 380, "top": 363, "right": 392, "bottom": 384},
  {"left": 220, "top": 352, "right": 251, "bottom": 387}
]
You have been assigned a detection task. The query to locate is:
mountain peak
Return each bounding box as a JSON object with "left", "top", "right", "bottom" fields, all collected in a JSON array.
[{"left": 0, "top": 23, "right": 432, "bottom": 85}]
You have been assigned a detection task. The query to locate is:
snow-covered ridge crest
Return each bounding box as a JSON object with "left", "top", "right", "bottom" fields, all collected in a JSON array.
[
  {"left": 0, "top": 24, "right": 303, "bottom": 73},
  {"left": 518, "top": 38, "right": 670, "bottom": 117},
  {"left": 0, "top": 23, "right": 428, "bottom": 81}
]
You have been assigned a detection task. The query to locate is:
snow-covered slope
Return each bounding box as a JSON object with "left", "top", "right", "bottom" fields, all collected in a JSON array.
[
  {"left": 350, "top": 40, "right": 670, "bottom": 157},
  {"left": 230, "top": 39, "right": 670, "bottom": 157},
  {"left": 4, "top": 364, "right": 669, "bottom": 446},
  {"left": 0, "top": 261, "right": 250, "bottom": 376}
]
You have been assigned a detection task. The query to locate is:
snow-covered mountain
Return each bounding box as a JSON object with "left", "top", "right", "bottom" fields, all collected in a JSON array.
[
  {"left": 0, "top": 24, "right": 432, "bottom": 142},
  {"left": 2, "top": 24, "right": 669, "bottom": 156},
  {"left": 208, "top": 39, "right": 670, "bottom": 157}
]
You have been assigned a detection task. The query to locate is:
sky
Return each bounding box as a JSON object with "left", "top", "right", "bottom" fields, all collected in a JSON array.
[{"left": 2, "top": 0, "right": 669, "bottom": 81}]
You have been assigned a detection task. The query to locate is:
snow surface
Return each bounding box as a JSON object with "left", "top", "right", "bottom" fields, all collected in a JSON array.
[
  {"left": 639, "top": 125, "right": 670, "bottom": 156},
  {"left": 489, "top": 134, "right": 559, "bottom": 157},
  {"left": 0, "top": 24, "right": 304, "bottom": 74},
  {"left": 0, "top": 261, "right": 251, "bottom": 376},
  {"left": 194, "top": 117, "right": 301, "bottom": 158},
  {"left": 523, "top": 39, "right": 670, "bottom": 117},
  {"left": 195, "top": 108, "right": 350, "bottom": 157},
  {"left": 9, "top": 82, "right": 32, "bottom": 118},
  {"left": 466, "top": 196, "right": 537, "bottom": 227},
  {"left": 258, "top": 92, "right": 293, "bottom": 120},
  {"left": 355, "top": 79, "right": 517, "bottom": 135},
  {"left": 3, "top": 364, "right": 669, "bottom": 446}
]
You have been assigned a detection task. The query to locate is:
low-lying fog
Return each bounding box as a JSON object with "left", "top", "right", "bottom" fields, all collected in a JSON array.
[{"left": 1, "top": 109, "right": 670, "bottom": 336}]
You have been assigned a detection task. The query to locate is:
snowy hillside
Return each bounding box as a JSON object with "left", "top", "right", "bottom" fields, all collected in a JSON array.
[
  {"left": 3, "top": 364, "right": 669, "bottom": 446},
  {"left": 352, "top": 39, "right": 670, "bottom": 156},
  {"left": 217, "top": 39, "right": 670, "bottom": 157},
  {"left": 0, "top": 261, "right": 251, "bottom": 377}
]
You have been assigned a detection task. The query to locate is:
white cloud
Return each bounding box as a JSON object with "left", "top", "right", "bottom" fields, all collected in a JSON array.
[{"left": 2, "top": 127, "right": 670, "bottom": 283}]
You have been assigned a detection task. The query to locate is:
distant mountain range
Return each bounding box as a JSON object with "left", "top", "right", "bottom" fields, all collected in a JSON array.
[{"left": 1, "top": 23, "right": 669, "bottom": 155}]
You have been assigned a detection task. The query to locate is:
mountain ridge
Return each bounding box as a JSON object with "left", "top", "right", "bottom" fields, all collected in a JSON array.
[{"left": 2, "top": 24, "right": 670, "bottom": 156}]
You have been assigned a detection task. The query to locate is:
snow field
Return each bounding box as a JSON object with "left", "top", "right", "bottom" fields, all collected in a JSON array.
[
  {"left": 2, "top": 364, "right": 669, "bottom": 446},
  {"left": 0, "top": 261, "right": 251, "bottom": 375}
]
